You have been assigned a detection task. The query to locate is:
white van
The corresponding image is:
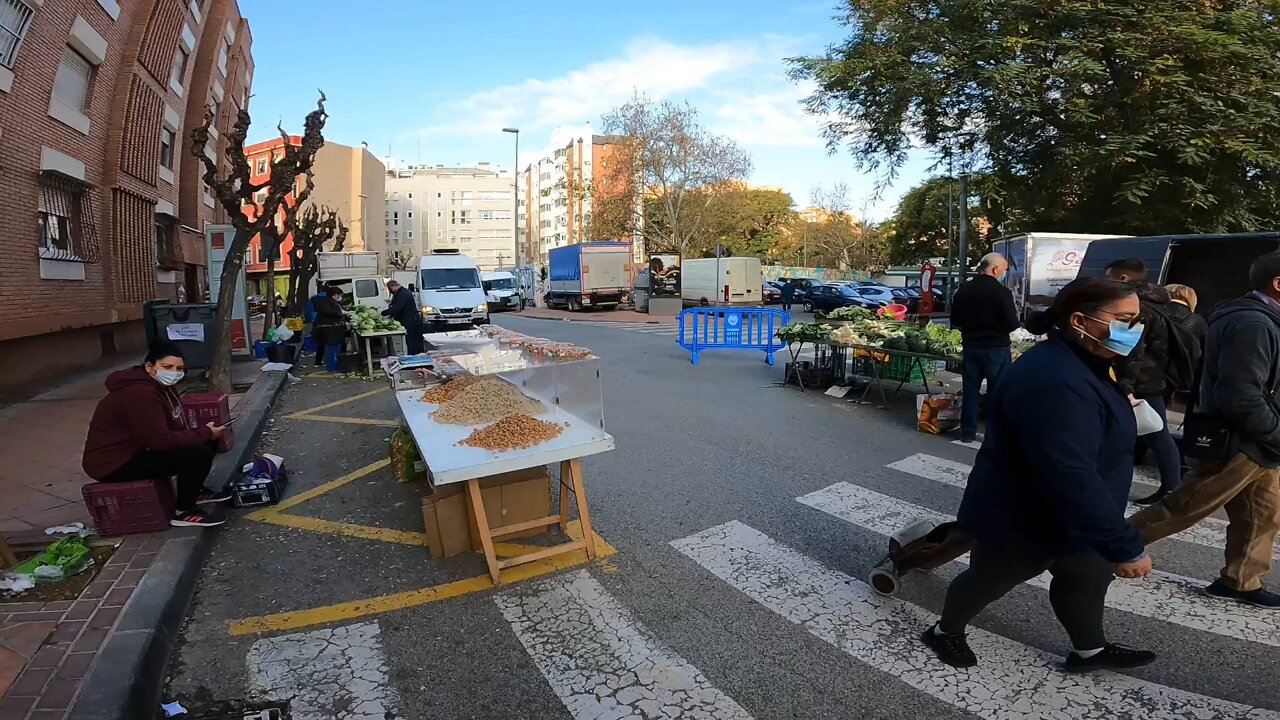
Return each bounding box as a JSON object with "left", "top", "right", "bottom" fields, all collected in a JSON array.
[
  {"left": 681, "top": 257, "right": 764, "bottom": 307},
  {"left": 481, "top": 271, "right": 522, "bottom": 312},
  {"left": 417, "top": 250, "right": 489, "bottom": 329}
]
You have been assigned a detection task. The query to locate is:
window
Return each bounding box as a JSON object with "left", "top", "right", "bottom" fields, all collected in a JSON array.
[
  {"left": 437, "top": 211, "right": 442, "bottom": 218},
  {"left": 216, "top": 42, "right": 228, "bottom": 74},
  {"left": 407, "top": 212, "right": 412, "bottom": 218},
  {"left": 160, "top": 128, "right": 176, "bottom": 169},
  {"left": 155, "top": 217, "right": 175, "bottom": 266},
  {"left": 0, "top": 0, "right": 35, "bottom": 69},
  {"left": 407, "top": 192, "right": 413, "bottom": 199},
  {"left": 354, "top": 279, "right": 380, "bottom": 299},
  {"left": 170, "top": 46, "right": 190, "bottom": 90},
  {"left": 255, "top": 157, "right": 267, "bottom": 174},
  {"left": 407, "top": 231, "right": 413, "bottom": 239},
  {"left": 37, "top": 173, "right": 98, "bottom": 263},
  {"left": 52, "top": 48, "right": 92, "bottom": 111}
]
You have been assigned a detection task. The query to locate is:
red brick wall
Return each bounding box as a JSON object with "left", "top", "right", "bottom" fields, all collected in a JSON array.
[
  {"left": 119, "top": 74, "right": 163, "bottom": 184},
  {"left": 112, "top": 188, "right": 158, "bottom": 303},
  {"left": 136, "top": 0, "right": 183, "bottom": 85}
]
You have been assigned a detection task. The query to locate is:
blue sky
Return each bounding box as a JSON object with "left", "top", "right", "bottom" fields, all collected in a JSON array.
[{"left": 239, "top": 0, "right": 933, "bottom": 220}]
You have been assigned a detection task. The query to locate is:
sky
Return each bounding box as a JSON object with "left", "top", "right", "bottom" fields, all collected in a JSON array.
[{"left": 239, "top": 0, "right": 934, "bottom": 220}]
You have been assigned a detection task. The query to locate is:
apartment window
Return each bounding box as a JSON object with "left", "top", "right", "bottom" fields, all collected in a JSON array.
[
  {"left": 253, "top": 188, "right": 267, "bottom": 204},
  {"left": 407, "top": 192, "right": 413, "bottom": 199},
  {"left": 52, "top": 48, "right": 92, "bottom": 111},
  {"left": 436, "top": 192, "right": 442, "bottom": 199},
  {"left": 160, "top": 128, "right": 176, "bottom": 169},
  {"left": 255, "top": 157, "right": 267, "bottom": 174},
  {"left": 407, "top": 212, "right": 412, "bottom": 218},
  {"left": 0, "top": 0, "right": 35, "bottom": 69},
  {"left": 170, "top": 46, "right": 190, "bottom": 90},
  {"left": 208, "top": 92, "right": 221, "bottom": 121},
  {"left": 436, "top": 211, "right": 442, "bottom": 218},
  {"left": 407, "top": 231, "right": 413, "bottom": 239},
  {"left": 37, "top": 173, "right": 99, "bottom": 262},
  {"left": 216, "top": 42, "right": 228, "bottom": 75}
]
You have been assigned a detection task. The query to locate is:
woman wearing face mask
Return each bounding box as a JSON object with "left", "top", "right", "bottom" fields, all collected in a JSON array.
[
  {"left": 82, "top": 341, "right": 229, "bottom": 527},
  {"left": 921, "top": 277, "right": 1155, "bottom": 672}
]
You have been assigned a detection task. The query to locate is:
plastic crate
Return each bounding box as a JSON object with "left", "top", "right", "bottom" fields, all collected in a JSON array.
[
  {"left": 864, "top": 354, "right": 932, "bottom": 384},
  {"left": 182, "top": 393, "right": 233, "bottom": 453},
  {"left": 82, "top": 479, "right": 174, "bottom": 536}
]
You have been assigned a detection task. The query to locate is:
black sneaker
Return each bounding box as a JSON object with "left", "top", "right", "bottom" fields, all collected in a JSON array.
[
  {"left": 171, "top": 511, "right": 226, "bottom": 528},
  {"left": 1063, "top": 643, "right": 1156, "bottom": 672},
  {"left": 196, "top": 487, "right": 233, "bottom": 505},
  {"left": 921, "top": 623, "right": 977, "bottom": 668},
  {"left": 1131, "top": 490, "right": 1168, "bottom": 506},
  {"left": 1203, "top": 580, "right": 1280, "bottom": 608}
]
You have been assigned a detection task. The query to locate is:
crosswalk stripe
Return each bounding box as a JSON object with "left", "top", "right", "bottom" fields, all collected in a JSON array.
[
  {"left": 673, "top": 521, "right": 1280, "bottom": 720},
  {"left": 886, "top": 453, "right": 1277, "bottom": 558},
  {"left": 495, "top": 569, "right": 755, "bottom": 720},
  {"left": 797, "top": 482, "right": 1280, "bottom": 648},
  {"left": 246, "top": 622, "right": 399, "bottom": 720}
]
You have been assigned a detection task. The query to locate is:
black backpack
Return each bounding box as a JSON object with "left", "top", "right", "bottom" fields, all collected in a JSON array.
[{"left": 1154, "top": 305, "right": 1203, "bottom": 394}]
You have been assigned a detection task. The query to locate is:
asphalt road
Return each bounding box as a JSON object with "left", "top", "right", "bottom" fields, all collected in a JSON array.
[{"left": 165, "top": 314, "right": 1279, "bottom": 720}]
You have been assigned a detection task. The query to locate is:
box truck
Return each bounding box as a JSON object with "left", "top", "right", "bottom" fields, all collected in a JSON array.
[
  {"left": 316, "top": 251, "right": 384, "bottom": 309},
  {"left": 546, "top": 242, "right": 631, "bottom": 311},
  {"left": 991, "top": 233, "right": 1125, "bottom": 318},
  {"left": 681, "top": 256, "right": 764, "bottom": 307}
]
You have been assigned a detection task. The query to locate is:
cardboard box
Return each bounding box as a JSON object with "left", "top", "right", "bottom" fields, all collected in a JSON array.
[{"left": 421, "top": 466, "right": 551, "bottom": 559}]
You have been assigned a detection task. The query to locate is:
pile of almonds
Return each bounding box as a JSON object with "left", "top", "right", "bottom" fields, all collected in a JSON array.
[
  {"left": 431, "top": 378, "right": 544, "bottom": 425},
  {"left": 421, "top": 374, "right": 481, "bottom": 404},
  {"left": 459, "top": 414, "right": 565, "bottom": 451}
]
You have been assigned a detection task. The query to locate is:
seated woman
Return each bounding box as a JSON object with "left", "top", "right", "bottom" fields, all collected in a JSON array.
[{"left": 82, "top": 341, "right": 229, "bottom": 527}]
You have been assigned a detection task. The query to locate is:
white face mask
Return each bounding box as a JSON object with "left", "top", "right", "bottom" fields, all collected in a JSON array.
[{"left": 154, "top": 369, "right": 184, "bottom": 386}]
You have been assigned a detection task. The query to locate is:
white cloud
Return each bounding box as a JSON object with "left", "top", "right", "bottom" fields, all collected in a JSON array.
[{"left": 708, "top": 82, "right": 823, "bottom": 148}]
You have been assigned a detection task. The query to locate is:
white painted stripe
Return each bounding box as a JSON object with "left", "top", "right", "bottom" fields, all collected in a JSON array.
[
  {"left": 246, "top": 622, "right": 398, "bottom": 720},
  {"left": 887, "top": 453, "right": 1277, "bottom": 557},
  {"left": 673, "top": 521, "right": 1280, "bottom": 720},
  {"left": 495, "top": 569, "right": 754, "bottom": 720},
  {"left": 798, "top": 482, "right": 1280, "bottom": 648},
  {"left": 951, "top": 438, "right": 982, "bottom": 450}
]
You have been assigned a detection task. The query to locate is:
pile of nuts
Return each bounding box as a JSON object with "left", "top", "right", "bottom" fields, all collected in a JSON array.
[
  {"left": 431, "top": 378, "right": 544, "bottom": 425},
  {"left": 421, "top": 374, "right": 481, "bottom": 404},
  {"left": 459, "top": 414, "right": 565, "bottom": 451}
]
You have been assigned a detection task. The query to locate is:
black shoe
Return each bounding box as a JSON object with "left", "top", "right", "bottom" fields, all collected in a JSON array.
[
  {"left": 196, "top": 487, "right": 232, "bottom": 505},
  {"left": 959, "top": 434, "right": 977, "bottom": 444},
  {"left": 1203, "top": 580, "right": 1280, "bottom": 608},
  {"left": 921, "top": 623, "right": 977, "bottom": 668},
  {"left": 1132, "top": 490, "right": 1168, "bottom": 506},
  {"left": 171, "top": 510, "right": 226, "bottom": 528},
  {"left": 1063, "top": 643, "right": 1156, "bottom": 672}
]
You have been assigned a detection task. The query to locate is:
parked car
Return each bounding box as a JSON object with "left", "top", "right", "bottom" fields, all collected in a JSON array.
[
  {"left": 844, "top": 286, "right": 901, "bottom": 308},
  {"left": 803, "top": 284, "right": 880, "bottom": 313},
  {"left": 762, "top": 283, "right": 782, "bottom": 304},
  {"left": 891, "top": 288, "right": 921, "bottom": 313},
  {"left": 779, "top": 277, "right": 818, "bottom": 299}
]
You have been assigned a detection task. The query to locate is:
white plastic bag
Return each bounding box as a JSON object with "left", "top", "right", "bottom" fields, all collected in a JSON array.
[
  {"left": 1133, "top": 399, "right": 1164, "bottom": 435},
  {"left": 273, "top": 323, "right": 295, "bottom": 341}
]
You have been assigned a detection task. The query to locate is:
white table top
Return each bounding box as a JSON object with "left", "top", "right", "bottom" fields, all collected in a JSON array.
[
  {"left": 357, "top": 328, "right": 406, "bottom": 338},
  {"left": 393, "top": 386, "right": 614, "bottom": 485}
]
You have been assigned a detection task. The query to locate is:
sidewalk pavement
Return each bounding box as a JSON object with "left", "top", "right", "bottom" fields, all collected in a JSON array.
[{"left": 517, "top": 307, "right": 678, "bottom": 324}]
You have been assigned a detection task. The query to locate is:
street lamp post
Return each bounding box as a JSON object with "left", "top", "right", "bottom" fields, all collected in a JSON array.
[{"left": 502, "top": 128, "right": 520, "bottom": 270}]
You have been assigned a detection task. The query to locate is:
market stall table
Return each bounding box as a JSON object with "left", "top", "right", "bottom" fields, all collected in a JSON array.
[
  {"left": 356, "top": 328, "right": 408, "bottom": 376},
  {"left": 841, "top": 343, "right": 959, "bottom": 407}
]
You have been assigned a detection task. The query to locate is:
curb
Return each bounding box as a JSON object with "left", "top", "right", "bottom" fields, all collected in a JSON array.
[
  {"left": 68, "top": 365, "right": 292, "bottom": 720},
  {"left": 515, "top": 313, "right": 674, "bottom": 326}
]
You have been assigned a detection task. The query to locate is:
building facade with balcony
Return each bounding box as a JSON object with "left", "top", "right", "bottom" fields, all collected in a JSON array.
[
  {"left": 384, "top": 164, "right": 515, "bottom": 271},
  {"left": 0, "top": 0, "right": 253, "bottom": 392},
  {"left": 515, "top": 125, "right": 633, "bottom": 266},
  {"left": 241, "top": 138, "right": 386, "bottom": 297}
]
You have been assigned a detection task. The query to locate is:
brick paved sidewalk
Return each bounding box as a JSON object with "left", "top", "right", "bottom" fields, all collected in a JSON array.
[{"left": 0, "top": 535, "right": 161, "bottom": 720}]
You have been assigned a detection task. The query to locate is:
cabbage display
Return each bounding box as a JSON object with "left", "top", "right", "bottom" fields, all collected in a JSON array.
[
  {"left": 824, "top": 318, "right": 963, "bottom": 357},
  {"left": 350, "top": 304, "right": 404, "bottom": 334}
]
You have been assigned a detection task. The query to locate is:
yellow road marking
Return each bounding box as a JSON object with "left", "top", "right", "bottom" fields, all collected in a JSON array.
[
  {"left": 254, "top": 511, "right": 430, "bottom": 546},
  {"left": 227, "top": 522, "right": 616, "bottom": 636},
  {"left": 289, "top": 387, "right": 387, "bottom": 417},
  {"left": 249, "top": 458, "right": 390, "bottom": 516},
  {"left": 287, "top": 414, "right": 399, "bottom": 427}
]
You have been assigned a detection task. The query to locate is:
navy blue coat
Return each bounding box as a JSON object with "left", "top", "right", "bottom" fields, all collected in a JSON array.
[
  {"left": 957, "top": 330, "right": 1144, "bottom": 563},
  {"left": 382, "top": 287, "right": 421, "bottom": 328}
]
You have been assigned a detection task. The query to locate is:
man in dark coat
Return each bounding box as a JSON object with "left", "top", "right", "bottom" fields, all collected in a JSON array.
[
  {"left": 1130, "top": 251, "right": 1280, "bottom": 608},
  {"left": 383, "top": 280, "right": 425, "bottom": 355},
  {"left": 948, "top": 252, "right": 1020, "bottom": 443},
  {"left": 780, "top": 281, "right": 796, "bottom": 312}
]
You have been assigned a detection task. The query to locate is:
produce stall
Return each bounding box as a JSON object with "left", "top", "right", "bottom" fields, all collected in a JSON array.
[
  {"left": 350, "top": 305, "right": 407, "bottom": 375},
  {"left": 389, "top": 326, "right": 611, "bottom": 584}
]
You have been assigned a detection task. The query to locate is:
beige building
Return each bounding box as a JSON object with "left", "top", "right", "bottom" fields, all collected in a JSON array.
[
  {"left": 310, "top": 142, "right": 386, "bottom": 254},
  {"left": 384, "top": 164, "right": 515, "bottom": 271}
]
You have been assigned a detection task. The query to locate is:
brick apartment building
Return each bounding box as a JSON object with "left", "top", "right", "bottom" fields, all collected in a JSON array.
[
  {"left": 0, "top": 0, "right": 253, "bottom": 393},
  {"left": 241, "top": 137, "right": 386, "bottom": 297}
]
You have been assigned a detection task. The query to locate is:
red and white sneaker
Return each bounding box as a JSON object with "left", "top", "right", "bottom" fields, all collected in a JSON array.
[{"left": 171, "top": 511, "right": 225, "bottom": 527}]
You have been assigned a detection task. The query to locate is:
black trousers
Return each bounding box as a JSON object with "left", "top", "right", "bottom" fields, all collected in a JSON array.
[
  {"left": 99, "top": 442, "right": 216, "bottom": 512},
  {"left": 938, "top": 541, "right": 1114, "bottom": 650},
  {"left": 405, "top": 324, "right": 425, "bottom": 355}
]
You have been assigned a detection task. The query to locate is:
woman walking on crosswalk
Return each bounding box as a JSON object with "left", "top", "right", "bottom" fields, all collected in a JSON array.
[{"left": 922, "top": 277, "right": 1157, "bottom": 672}]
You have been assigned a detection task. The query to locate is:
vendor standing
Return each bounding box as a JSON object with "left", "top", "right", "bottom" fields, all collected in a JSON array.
[
  {"left": 311, "top": 285, "right": 348, "bottom": 368},
  {"left": 384, "top": 280, "right": 425, "bottom": 355},
  {"left": 948, "top": 252, "right": 1020, "bottom": 443}
]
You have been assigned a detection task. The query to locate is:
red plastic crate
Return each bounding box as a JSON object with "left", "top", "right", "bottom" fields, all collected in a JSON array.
[
  {"left": 82, "top": 479, "right": 174, "bottom": 536},
  {"left": 182, "top": 392, "right": 232, "bottom": 453}
]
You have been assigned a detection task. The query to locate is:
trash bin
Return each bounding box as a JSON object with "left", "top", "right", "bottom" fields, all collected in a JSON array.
[
  {"left": 142, "top": 299, "right": 171, "bottom": 346},
  {"left": 150, "top": 304, "right": 218, "bottom": 369},
  {"left": 265, "top": 343, "right": 294, "bottom": 365}
]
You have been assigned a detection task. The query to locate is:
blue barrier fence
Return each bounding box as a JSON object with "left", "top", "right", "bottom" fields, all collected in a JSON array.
[{"left": 677, "top": 307, "right": 790, "bottom": 365}]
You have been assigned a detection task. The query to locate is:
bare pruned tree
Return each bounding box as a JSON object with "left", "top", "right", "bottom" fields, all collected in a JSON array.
[
  {"left": 191, "top": 92, "right": 327, "bottom": 392},
  {"left": 598, "top": 94, "right": 752, "bottom": 256},
  {"left": 285, "top": 205, "right": 348, "bottom": 314},
  {"left": 259, "top": 172, "right": 315, "bottom": 337},
  {"left": 385, "top": 250, "right": 416, "bottom": 271}
]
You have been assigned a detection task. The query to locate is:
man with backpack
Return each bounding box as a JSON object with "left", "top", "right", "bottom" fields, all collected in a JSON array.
[
  {"left": 1106, "top": 259, "right": 1186, "bottom": 503},
  {"left": 1129, "top": 250, "right": 1280, "bottom": 608}
]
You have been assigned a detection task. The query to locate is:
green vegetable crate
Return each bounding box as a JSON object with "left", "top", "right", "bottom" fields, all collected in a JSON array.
[{"left": 857, "top": 354, "right": 933, "bottom": 384}]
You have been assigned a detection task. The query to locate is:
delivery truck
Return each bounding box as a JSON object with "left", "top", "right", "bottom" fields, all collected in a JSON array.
[
  {"left": 991, "top": 233, "right": 1125, "bottom": 319},
  {"left": 681, "top": 256, "right": 764, "bottom": 307},
  {"left": 545, "top": 242, "right": 631, "bottom": 311},
  {"left": 316, "top": 251, "right": 384, "bottom": 310}
]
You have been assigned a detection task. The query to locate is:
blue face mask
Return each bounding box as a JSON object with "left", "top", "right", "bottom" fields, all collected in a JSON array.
[
  {"left": 1084, "top": 316, "right": 1145, "bottom": 356},
  {"left": 997, "top": 271, "right": 1008, "bottom": 282}
]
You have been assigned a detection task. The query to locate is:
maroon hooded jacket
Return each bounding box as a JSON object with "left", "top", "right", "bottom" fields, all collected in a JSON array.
[{"left": 81, "top": 367, "right": 213, "bottom": 479}]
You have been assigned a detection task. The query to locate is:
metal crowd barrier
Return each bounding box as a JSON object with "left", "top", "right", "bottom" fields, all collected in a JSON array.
[{"left": 677, "top": 307, "right": 790, "bottom": 365}]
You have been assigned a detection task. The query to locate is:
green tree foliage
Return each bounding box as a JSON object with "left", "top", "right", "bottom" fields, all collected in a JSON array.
[
  {"left": 642, "top": 183, "right": 796, "bottom": 258},
  {"left": 789, "top": 1, "right": 1280, "bottom": 235},
  {"left": 889, "top": 175, "right": 990, "bottom": 265}
]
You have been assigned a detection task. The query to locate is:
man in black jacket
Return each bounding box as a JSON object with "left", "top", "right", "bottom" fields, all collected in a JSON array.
[
  {"left": 949, "top": 252, "right": 1020, "bottom": 443},
  {"left": 1106, "top": 258, "right": 1182, "bottom": 503},
  {"left": 1130, "top": 250, "right": 1280, "bottom": 608},
  {"left": 383, "top": 281, "right": 425, "bottom": 355}
]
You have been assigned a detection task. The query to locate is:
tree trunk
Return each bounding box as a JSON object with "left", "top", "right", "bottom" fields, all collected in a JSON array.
[
  {"left": 207, "top": 228, "right": 251, "bottom": 394},
  {"left": 263, "top": 253, "right": 276, "bottom": 340}
]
